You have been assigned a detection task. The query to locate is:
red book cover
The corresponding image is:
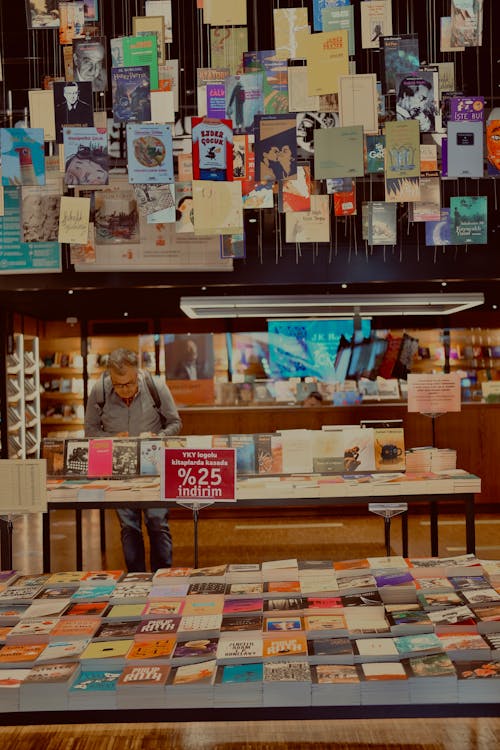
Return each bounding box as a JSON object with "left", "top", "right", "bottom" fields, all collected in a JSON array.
[{"left": 88, "top": 438, "right": 114, "bottom": 477}]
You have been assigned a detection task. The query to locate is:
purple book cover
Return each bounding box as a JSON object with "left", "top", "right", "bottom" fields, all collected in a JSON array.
[
  {"left": 206, "top": 83, "right": 227, "bottom": 119},
  {"left": 449, "top": 96, "right": 485, "bottom": 122}
]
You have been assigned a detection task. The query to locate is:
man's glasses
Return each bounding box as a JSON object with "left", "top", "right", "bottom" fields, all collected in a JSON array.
[{"left": 111, "top": 379, "right": 138, "bottom": 391}]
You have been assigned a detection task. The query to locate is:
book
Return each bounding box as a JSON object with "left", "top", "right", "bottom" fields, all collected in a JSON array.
[
  {"left": 112, "top": 440, "right": 140, "bottom": 477},
  {"left": 111, "top": 66, "right": 151, "bottom": 124},
  {"left": 126, "top": 123, "right": 174, "bottom": 185},
  {"left": 243, "top": 50, "right": 288, "bottom": 115},
  {"left": 450, "top": 0, "right": 483, "bottom": 47},
  {"left": 134, "top": 617, "right": 180, "bottom": 639},
  {"left": 87, "top": 437, "right": 114, "bottom": 476},
  {"left": 262, "top": 633, "right": 308, "bottom": 659},
  {"left": 254, "top": 114, "right": 298, "bottom": 182},
  {"left": 68, "top": 669, "right": 122, "bottom": 709},
  {"left": 191, "top": 117, "right": 233, "bottom": 181},
  {"left": 53, "top": 81, "right": 94, "bottom": 144},
  {"left": 360, "top": 1, "right": 393, "bottom": 49},
  {"left": 79, "top": 638, "right": 134, "bottom": 669},
  {"left": 450, "top": 196, "right": 487, "bottom": 245},
  {"left": 314, "top": 126, "right": 364, "bottom": 179},
  {"left": 381, "top": 34, "right": 420, "bottom": 94},
  {"left": 122, "top": 34, "right": 158, "bottom": 89},
  {"left": 93, "top": 620, "right": 141, "bottom": 641},
  {"left": 0, "top": 642, "right": 47, "bottom": 666},
  {"left": 446, "top": 121, "right": 484, "bottom": 178},
  {"left": 64, "top": 439, "right": 89, "bottom": 476},
  {"left": 125, "top": 637, "right": 176, "bottom": 665},
  {"left": 449, "top": 96, "right": 485, "bottom": 123},
  {"left": 216, "top": 636, "right": 263, "bottom": 664},
  {"left": 49, "top": 617, "right": 101, "bottom": 640},
  {"left": 225, "top": 73, "right": 264, "bottom": 134}
]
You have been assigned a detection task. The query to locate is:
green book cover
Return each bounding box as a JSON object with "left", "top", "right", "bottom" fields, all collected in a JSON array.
[
  {"left": 450, "top": 196, "right": 488, "bottom": 245},
  {"left": 314, "top": 126, "right": 364, "bottom": 178},
  {"left": 123, "top": 35, "right": 159, "bottom": 90},
  {"left": 322, "top": 6, "right": 355, "bottom": 56}
]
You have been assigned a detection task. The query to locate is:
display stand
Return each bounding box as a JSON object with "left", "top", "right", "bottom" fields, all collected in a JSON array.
[
  {"left": 368, "top": 502, "right": 408, "bottom": 556},
  {"left": 422, "top": 411, "right": 444, "bottom": 447},
  {"left": 176, "top": 501, "right": 214, "bottom": 567},
  {"left": 0, "top": 516, "right": 13, "bottom": 570}
]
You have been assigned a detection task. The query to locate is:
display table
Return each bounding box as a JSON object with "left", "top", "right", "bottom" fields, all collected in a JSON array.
[{"left": 43, "top": 471, "right": 480, "bottom": 571}]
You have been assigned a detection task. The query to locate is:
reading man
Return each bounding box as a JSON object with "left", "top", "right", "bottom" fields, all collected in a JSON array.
[{"left": 84, "top": 348, "right": 182, "bottom": 572}]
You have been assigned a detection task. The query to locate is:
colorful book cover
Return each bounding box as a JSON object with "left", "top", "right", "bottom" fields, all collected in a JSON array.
[
  {"left": 262, "top": 633, "right": 308, "bottom": 659},
  {"left": 122, "top": 34, "right": 159, "bottom": 90},
  {"left": 273, "top": 7, "right": 309, "bottom": 60},
  {"left": 225, "top": 72, "right": 264, "bottom": 134},
  {"left": 41, "top": 439, "right": 65, "bottom": 476},
  {"left": 425, "top": 208, "right": 451, "bottom": 246},
  {"left": 327, "top": 177, "right": 356, "bottom": 217},
  {"left": 220, "top": 233, "right": 246, "bottom": 259},
  {"left": 255, "top": 114, "right": 297, "bottom": 182},
  {"left": 486, "top": 115, "right": 500, "bottom": 176},
  {"left": 191, "top": 117, "right": 234, "bottom": 181},
  {"left": 169, "top": 659, "right": 217, "bottom": 685},
  {"left": 449, "top": 96, "right": 485, "bottom": 122},
  {"left": 126, "top": 638, "right": 176, "bottom": 662},
  {"left": 313, "top": 0, "right": 350, "bottom": 32},
  {"left": 381, "top": 34, "right": 420, "bottom": 94},
  {"left": 447, "top": 121, "right": 484, "bottom": 178},
  {"left": 206, "top": 83, "right": 226, "bottom": 119},
  {"left": 112, "top": 66, "right": 151, "bottom": 124},
  {"left": 173, "top": 638, "right": 219, "bottom": 662},
  {"left": 126, "top": 123, "right": 174, "bottom": 184},
  {"left": 218, "top": 662, "right": 263, "bottom": 683},
  {"left": 26, "top": 0, "right": 61, "bottom": 29},
  {"left": 139, "top": 438, "right": 164, "bottom": 475},
  {"left": 243, "top": 50, "right": 289, "bottom": 115},
  {"left": 59, "top": 1, "right": 85, "bottom": 45},
  {"left": 366, "top": 134, "right": 385, "bottom": 174},
  {"left": 69, "top": 669, "right": 122, "bottom": 693},
  {"left": 63, "top": 127, "right": 108, "bottom": 186},
  {"left": 279, "top": 165, "right": 312, "bottom": 213},
  {"left": 0, "top": 128, "right": 45, "bottom": 187},
  {"left": 374, "top": 427, "right": 406, "bottom": 471},
  {"left": 87, "top": 438, "right": 114, "bottom": 477},
  {"left": 450, "top": 196, "right": 488, "bottom": 245},
  {"left": 53, "top": 81, "right": 94, "bottom": 144}
]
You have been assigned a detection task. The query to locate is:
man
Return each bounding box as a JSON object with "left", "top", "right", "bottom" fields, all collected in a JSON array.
[
  {"left": 84, "top": 348, "right": 182, "bottom": 572},
  {"left": 73, "top": 38, "right": 107, "bottom": 92},
  {"left": 55, "top": 81, "right": 94, "bottom": 142}
]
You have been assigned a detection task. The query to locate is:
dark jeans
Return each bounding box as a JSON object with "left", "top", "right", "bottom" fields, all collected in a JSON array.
[{"left": 116, "top": 508, "right": 172, "bottom": 572}]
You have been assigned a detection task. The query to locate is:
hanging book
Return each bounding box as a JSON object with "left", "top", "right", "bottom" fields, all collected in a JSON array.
[
  {"left": 486, "top": 113, "right": 500, "bottom": 176},
  {"left": 112, "top": 67, "right": 151, "bottom": 124},
  {"left": 122, "top": 34, "right": 159, "bottom": 90},
  {"left": 279, "top": 165, "right": 312, "bottom": 213},
  {"left": 446, "top": 121, "right": 483, "bottom": 178},
  {"left": 449, "top": 96, "right": 485, "bottom": 122},
  {"left": 296, "top": 111, "right": 339, "bottom": 159},
  {"left": 450, "top": 0, "right": 483, "bottom": 47},
  {"left": 304, "top": 30, "right": 349, "bottom": 96},
  {"left": 360, "top": 1, "right": 393, "bottom": 49},
  {"left": 285, "top": 194, "right": 330, "bottom": 244},
  {"left": 450, "top": 196, "right": 487, "bottom": 245},
  {"left": 126, "top": 123, "right": 174, "bottom": 184},
  {"left": 395, "top": 68, "right": 440, "bottom": 133},
  {"left": 366, "top": 134, "right": 385, "bottom": 174},
  {"left": 0, "top": 128, "right": 45, "bottom": 187},
  {"left": 73, "top": 37, "right": 107, "bottom": 92},
  {"left": 63, "top": 127, "right": 108, "bottom": 186},
  {"left": 191, "top": 117, "right": 234, "bottom": 181},
  {"left": 425, "top": 208, "right": 451, "bottom": 247},
  {"left": 145, "top": 0, "right": 173, "bottom": 44},
  {"left": 210, "top": 27, "right": 248, "bottom": 75},
  {"left": 59, "top": 2, "right": 85, "bottom": 46},
  {"left": 338, "top": 74, "right": 378, "bottom": 134},
  {"left": 321, "top": 5, "right": 355, "bottom": 57},
  {"left": 381, "top": 34, "right": 419, "bottom": 94},
  {"left": 27, "top": 0, "right": 60, "bottom": 28},
  {"left": 273, "top": 8, "right": 309, "bottom": 61},
  {"left": 367, "top": 201, "right": 397, "bottom": 246},
  {"left": 53, "top": 81, "right": 94, "bottom": 144},
  {"left": 243, "top": 50, "right": 288, "bottom": 115},
  {"left": 314, "top": 126, "right": 364, "bottom": 179},
  {"left": 255, "top": 114, "right": 297, "bottom": 182},
  {"left": 225, "top": 73, "right": 264, "bottom": 134}
]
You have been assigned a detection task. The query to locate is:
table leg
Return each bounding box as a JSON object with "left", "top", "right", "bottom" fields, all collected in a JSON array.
[
  {"left": 430, "top": 499, "right": 439, "bottom": 557},
  {"left": 0, "top": 517, "right": 13, "bottom": 570},
  {"left": 100, "top": 509, "right": 106, "bottom": 563},
  {"left": 401, "top": 511, "right": 408, "bottom": 558},
  {"left": 43, "top": 511, "right": 51, "bottom": 573},
  {"left": 76, "top": 509, "right": 83, "bottom": 569},
  {"left": 464, "top": 494, "right": 476, "bottom": 555}
]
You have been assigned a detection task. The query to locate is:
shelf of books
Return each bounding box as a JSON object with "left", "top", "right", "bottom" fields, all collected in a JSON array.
[
  {"left": 6, "top": 334, "right": 42, "bottom": 459},
  {"left": 0, "top": 555, "right": 498, "bottom": 720}
]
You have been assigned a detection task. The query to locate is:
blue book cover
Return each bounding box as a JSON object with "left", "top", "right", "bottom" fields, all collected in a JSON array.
[
  {"left": 366, "top": 134, "right": 385, "bottom": 174},
  {"left": 111, "top": 66, "right": 151, "bottom": 123},
  {"left": 243, "top": 50, "right": 288, "bottom": 114},
  {"left": 229, "top": 435, "right": 256, "bottom": 476},
  {"left": 220, "top": 662, "right": 263, "bottom": 683},
  {"left": 312, "top": 0, "right": 350, "bottom": 32},
  {"left": 425, "top": 208, "right": 451, "bottom": 246},
  {"left": 126, "top": 123, "right": 174, "bottom": 184},
  {"left": 0, "top": 188, "right": 61, "bottom": 272},
  {"left": 0, "top": 128, "right": 45, "bottom": 186},
  {"left": 69, "top": 669, "right": 122, "bottom": 693},
  {"left": 225, "top": 72, "right": 264, "bottom": 134},
  {"left": 139, "top": 439, "right": 164, "bottom": 475},
  {"left": 450, "top": 196, "right": 488, "bottom": 244},
  {"left": 70, "top": 584, "right": 116, "bottom": 601}
]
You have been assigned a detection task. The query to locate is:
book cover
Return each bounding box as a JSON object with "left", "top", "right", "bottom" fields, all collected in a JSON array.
[
  {"left": 0, "top": 128, "right": 45, "bottom": 187},
  {"left": 366, "top": 202, "right": 397, "bottom": 246},
  {"left": 122, "top": 34, "right": 159, "bottom": 90},
  {"left": 35, "top": 638, "right": 93, "bottom": 664},
  {"left": 287, "top": 67, "right": 320, "bottom": 114},
  {"left": 117, "top": 663, "right": 170, "bottom": 688},
  {"left": 449, "top": 96, "right": 485, "bottom": 122},
  {"left": 65, "top": 600, "right": 109, "bottom": 618},
  {"left": 112, "top": 66, "right": 151, "bottom": 124},
  {"left": 425, "top": 208, "right": 451, "bottom": 246},
  {"left": 254, "top": 433, "right": 283, "bottom": 475},
  {"left": 374, "top": 427, "right": 406, "bottom": 471},
  {"left": 322, "top": 5, "right": 355, "bottom": 57},
  {"left": 243, "top": 50, "right": 288, "bottom": 115},
  {"left": 53, "top": 81, "right": 94, "bottom": 144},
  {"left": 172, "top": 638, "right": 219, "bottom": 663},
  {"left": 59, "top": 1, "right": 85, "bottom": 45},
  {"left": 126, "top": 637, "right": 176, "bottom": 663},
  {"left": 191, "top": 117, "right": 234, "bottom": 181},
  {"left": 64, "top": 439, "right": 89, "bottom": 475},
  {"left": 446, "top": 121, "right": 484, "bottom": 178},
  {"left": 135, "top": 618, "right": 180, "bottom": 639},
  {"left": 126, "top": 123, "right": 174, "bottom": 184},
  {"left": 273, "top": 7, "right": 309, "bottom": 60},
  {"left": 169, "top": 658, "right": 217, "bottom": 685},
  {"left": 450, "top": 196, "right": 487, "bottom": 245},
  {"left": 304, "top": 30, "right": 349, "bottom": 96},
  {"left": 314, "top": 126, "right": 364, "bottom": 179},
  {"left": 26, "top": 0, "right": 60, "bottom": 29},
  {"left": 381, "top": 34, "right": 420, "bottom": 94},
  {"left": 111, "top": 439, "right": 139, "bottom": 477},
  {"left": 69, "top": 668, "right": 122, "bottom": 693},
  {"left": 192, "top": 179, "right": 243, "bottom": 235},
  {"left": 450, "top": 0, "right": 483, "bottom": 47},
  {"left": 50, "top": 617, "right": 101, "bottom": 640},
  {"left": 22, "top": 660, "right": 81, "bottom": 685},
  {"left": 41, "top": 439, "right": 65, "bottom": 476},
  {"left": 216, "top": 661, "right": 263, "bottom": 684},
  {"left": 210, "top": 27, "right": 248, "bottom": 76},
  {"left": 225, "top": 73, "right": 264, "bottom": 134},
  {"left": 220, "top": 615, "right": 263, "bottom": 634},
  {"left": 255, "top": 113, "right": 297, "bottom": 182},
  {"left": 395, "top": 69, "right": 440, "bottom": 133},
  {"left": 87, "top": 438, "right": 114, "bottom": 477},
  {"left": 338, "top": 73, "right": 378, "bottom": 134},
  {"left": 63, "top": 127, "right": 108, "bottom": 187},
  {"left": 296, "top": 111, "right": 339, "bottom": 159},
  {"left": 360, "top": 0, "right": 393, "bottom": 49},
  {"left": 486, "top": 114, "right": 500, "bottom": 176},
  {"left": 216, "top": 636, "right": 262, "bottom": 663},
  {"left": 205, "top": 83, "right": 226, "bottom": 119},
  {"left": 366, "top": 134, "right": 385, "bottom": 174},
  {"left": 262, "top": 633, "right": 308, "bottom": 659},
  {"left": 73, "top": 36, "right": 107, "bottom": 92},
  {"left": 410, "top": 173, "right": 441, "bottom": 223},
  {"left": 285, "top": 194, "right": 330, "bottom": 244},
  {"left": 80, "top": 638, "right": 134, "bottom": 664}
]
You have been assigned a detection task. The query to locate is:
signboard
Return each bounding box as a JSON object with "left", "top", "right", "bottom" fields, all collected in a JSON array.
[
  {"left": 0, "top": 460, "right": 47, "bottom": 514},
  {"left": 407, "top": 373, "right": 461, "bottom": 414},
  {"left": 161, "top": 447, "right": 236, "bottom": 503}
]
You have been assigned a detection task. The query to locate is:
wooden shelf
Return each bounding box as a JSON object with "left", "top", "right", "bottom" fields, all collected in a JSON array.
[
  {"left": 40, "top": 367, "right": 83, "bottom": 377},
  {"left": 41, "top": 392, "right": 83, "bottom": 400},
  {"left": 42, "top": 418, "right": 84, "bottom": 425}
]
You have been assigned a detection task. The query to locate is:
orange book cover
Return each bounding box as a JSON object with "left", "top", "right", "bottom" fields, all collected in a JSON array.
[
  {"left": 262, "top": 632, "right": 308, "bottom": 658},
  {"left": 126, "top": 637, "right": 176, "bottom": 661}
]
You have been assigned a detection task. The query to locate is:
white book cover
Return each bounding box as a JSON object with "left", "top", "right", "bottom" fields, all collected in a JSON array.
[{"left": 338, "top": 74, "right": 378, "bottom": 134}]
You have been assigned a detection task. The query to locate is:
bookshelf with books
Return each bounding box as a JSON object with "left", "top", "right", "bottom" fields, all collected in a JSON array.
[{"left": 6, "top": 333, "right": 41, "bottom": 459}]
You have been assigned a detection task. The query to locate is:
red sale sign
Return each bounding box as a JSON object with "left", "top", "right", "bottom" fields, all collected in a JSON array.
[{"left": 161, "top": 448, "right": 237, "bottom": 503}]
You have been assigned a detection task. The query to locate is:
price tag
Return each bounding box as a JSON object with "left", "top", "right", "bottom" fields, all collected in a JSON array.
[{"left": 161, "top": 448, "right": 236, "bottom": 503}]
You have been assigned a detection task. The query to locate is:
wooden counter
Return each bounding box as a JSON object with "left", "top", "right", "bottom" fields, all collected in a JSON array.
[{"left": 179, "top": 402, "right": 498, "bottom": 505}]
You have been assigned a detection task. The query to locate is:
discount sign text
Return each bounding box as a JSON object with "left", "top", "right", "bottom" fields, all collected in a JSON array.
[{"left": 161, "top": 448, "right": 236, "bottom": 503}]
